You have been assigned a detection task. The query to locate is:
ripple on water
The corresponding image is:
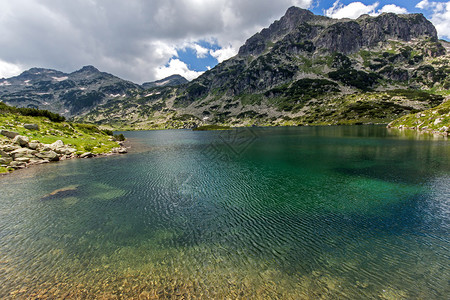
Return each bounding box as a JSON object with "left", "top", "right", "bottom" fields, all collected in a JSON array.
[{"left": 0, "top": 126, "right": 449, "bottom": 299}]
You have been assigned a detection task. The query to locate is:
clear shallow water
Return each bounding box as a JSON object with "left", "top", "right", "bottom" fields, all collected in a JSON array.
[{"left": 0, "top": 126, "right": 449, "bottom": 299}]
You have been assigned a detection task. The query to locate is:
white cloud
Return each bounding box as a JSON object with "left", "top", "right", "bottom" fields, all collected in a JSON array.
[
  {"left": 210, "top": 45, "right": 238, "bottom": 63},
  {"left": 416, "top": 1, "right": 450, "bottom": 39},
  {"left": 325, "top": 1, "right": 379, "bottom": 19},
  {"left": 193, "top": 44, "right": 209, "bottom": 58},
  {"left": 416, "top": 0, "right": 430, "bottom": 10},
  {"left": 155, "top": 59, "right": 204, "bottom": 81},
  {"left": 379, "top": 4, "right": 408, "bottom": 14},
  {"left": 0, "top": 60, "right": 23, "bottom": 79},
  {"left": 324, "top": 1, "right": 409, "bottom": 19}
]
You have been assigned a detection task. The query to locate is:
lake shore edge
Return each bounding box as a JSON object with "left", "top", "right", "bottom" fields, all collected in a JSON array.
[{"left": 0, "top": 132, "right": 129, "bottom": 175}]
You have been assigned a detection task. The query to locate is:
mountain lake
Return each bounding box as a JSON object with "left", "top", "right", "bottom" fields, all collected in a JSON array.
[{"left": 0, "top": 125, "right": 449, "bottom": 299}]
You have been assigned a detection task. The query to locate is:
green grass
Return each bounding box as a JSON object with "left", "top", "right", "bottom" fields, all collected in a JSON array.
[
  {"left": 193, "top": 125, "right": 231, "bottom": 131},
  {"left": 389, "top": 100, "right": 450, "bottom": 131},
  {"left": 0, "top": 113, "right": 121, "bottom": 154}
]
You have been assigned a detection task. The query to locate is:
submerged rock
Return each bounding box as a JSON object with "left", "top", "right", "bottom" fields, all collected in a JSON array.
[{"left": 41, "top": 185, "right": 79, "bottom": 201}]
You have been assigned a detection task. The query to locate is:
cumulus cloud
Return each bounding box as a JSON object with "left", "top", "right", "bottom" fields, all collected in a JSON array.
[
  {"left": 324, "top": 1, "right": 379, "bottom": 19},
  {"left": 210, "top": 46, "right": 238, "bottom": 63},
  {"left": 378, "top": 4, "right": 408, "bottom": 14},
  {"left": 416, "top": 1, "right": 450, "bottom": 39},
  {"left": 416, "top": 0, "right": 431, "bottom": 10},
  {"left": 324, "top": 1, "right": 408, "bottom": 19},
  {"left": 0, "top": 60, "right": 22, "bottom": 79},
  {"left": 0, "top": 0, "right": 313, "bottom": 83},
  {"left": 155, "top": 59, "right": 204, "bottom": 81}
]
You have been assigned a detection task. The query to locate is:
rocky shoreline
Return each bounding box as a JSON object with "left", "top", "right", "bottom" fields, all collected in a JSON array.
[{"left": 0, "top": 129, "right": 128, "bottom": 173}]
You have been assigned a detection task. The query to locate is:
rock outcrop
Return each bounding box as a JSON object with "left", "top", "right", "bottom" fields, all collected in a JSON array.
[{"left": 0, "top": 135, "right": 129, "bottom": 171}]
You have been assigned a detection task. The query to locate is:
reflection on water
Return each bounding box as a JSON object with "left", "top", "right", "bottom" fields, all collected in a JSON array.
[{"left": 0, "top": 126, "right": 449, "bottom": 299}]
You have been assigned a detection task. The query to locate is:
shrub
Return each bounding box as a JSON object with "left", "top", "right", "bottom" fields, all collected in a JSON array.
[{"left": 113, "top": 133, "right": 126, "bottom": 141}]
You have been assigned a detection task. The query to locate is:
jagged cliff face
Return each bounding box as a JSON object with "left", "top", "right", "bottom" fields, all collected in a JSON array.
[
  {"left": 239, "top": 7, "right": 437, "bottom": 56},
  {"left": 77, "top": 7, "right": 449, "bottom": 129},
  {"left": 186, "top": 7, "right": 442, "bottom": 98}
]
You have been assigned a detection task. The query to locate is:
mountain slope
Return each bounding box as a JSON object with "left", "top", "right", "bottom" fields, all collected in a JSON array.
[
  {"left": 142, "top": 75, "right": 188, "bottom": 89},
  {"left": 79, "top": 7, "right": 449, "bottom": 129}
]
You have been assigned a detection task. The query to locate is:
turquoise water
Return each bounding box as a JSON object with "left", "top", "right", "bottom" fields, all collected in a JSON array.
[{"left": 0, "top": 126, "right": 449, "bottom": 299}]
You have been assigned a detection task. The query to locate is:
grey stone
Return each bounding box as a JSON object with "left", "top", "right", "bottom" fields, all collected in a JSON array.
[
  {"left": 9, "top": 161, "right": 27, "bottom": 169},
  {"left": 15, "top": 157, "right": 31, "bottom": 163},
  {"left": 50, "top": 140, "right": 64, "bottom": 149},
  {"left": 38, "top": 144, "right": 52, "bottom": 151},
  {"left": 0, "top": 144, "right": 20, "bottom": 152},
  {"left": 27, "top": 142, "right": 41, "bottom": 150},
  {"left": 10, "top": 148, "right": 37, "bottom": 159},
  {"left": 0, "top": 130, "right": 19, "bottom": 139},
  {"left": 12, "top": 135, "right": 29, "bottom": 147},
  {"left": 0, "top": 149, "right": 10, "bottom": 157},
  {"left": 34, "top": 151, "right": 60, "bottom": 162},
  {"left": 0, "top": 157, "right": 13, "bottom": 164},
  {"left": 80, "top": 152, "right": 94, "bottom": 158},
  {"left": 24, "top": 124, "right": 39, "bottom": 130}
]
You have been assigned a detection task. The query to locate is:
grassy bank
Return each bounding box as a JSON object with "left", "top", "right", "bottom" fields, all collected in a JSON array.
[
  {"left": 1, "top": 103, "right": 124, "bottom": 174},
  {"left": 388, "top": 98, "right": 450, "bottom": 135}
]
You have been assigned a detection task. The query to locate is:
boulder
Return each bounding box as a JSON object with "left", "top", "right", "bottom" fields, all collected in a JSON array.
[
  {"left": 24, "top": 124, "right": 39, "bottom": 130},
  {"left": 50, "top": 140, "right": 65, "bottom": 149},
  {"left": 27, "top": 142, "right": 41, "bottom": 150},
  {"left": 80, "top": 152, "right": 94, "bottom": 158},
  {"left": 34, "top": 151, "right": 60, "bottom": 162},
  {"left": 15, "top": 157, "right": 31, "bottom": 163},
  {"left": 53, "top": 146, "right": 77, "bottom": 155},
  {"left": 10, "top": 148, "right": 37, "bottom": 159},
  {"left": 12, "top": 135, "right": 29, "bottom": 147},
  {"left": 38, "top": 144, "right": 52, "bottom": 152},
  {"left": 0, "top": 149, "right": 10, "bottom": 157},
  {"left": 0, "top": 157, "right": 13, "bottom": 164},
  {"left": 28, "top": 159, "right": 49, "bottom": 165},
  {"left": 434, "top": 118, "right": 442, "bottom": 125},
  {"left": 0, "top": 144, "right": 20, "bottom": 152},
  {"left": 0, "top": 130, "right": 19, "bottom": 139},
  {"left": 112, "top": 147, "right": 128, "bottom": 154},
  {"left": 9, "top": 161, "right": 27, "bottom": 169}
]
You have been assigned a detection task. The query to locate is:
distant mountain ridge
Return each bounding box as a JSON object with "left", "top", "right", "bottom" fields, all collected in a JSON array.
[
  {"left": 0, "top": 66, "right": 187, "bottom": 117},
  {"left": 142, "top": 75, "right": 188, "bottom": 89}
]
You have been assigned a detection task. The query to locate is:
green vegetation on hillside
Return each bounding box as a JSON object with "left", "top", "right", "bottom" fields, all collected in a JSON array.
[
  {"left": 1, "top": 102, "right": 124, "bottom": 173},
  {"left": 388, "top": 99, "right": 450, "bottom": 134},
  {"left": 0, "top": 102, "right": 65, "bottom": 122},
  {"left": 193, "top": 125, "right": 232, "bottom": 131}
]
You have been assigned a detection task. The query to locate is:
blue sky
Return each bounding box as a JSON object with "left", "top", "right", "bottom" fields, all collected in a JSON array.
[
  {"left": 0, "top": 0, "right": 449, "bottom": 82},
  {"left": 312, "top": 0, "right": 432, "bottom": 14}
]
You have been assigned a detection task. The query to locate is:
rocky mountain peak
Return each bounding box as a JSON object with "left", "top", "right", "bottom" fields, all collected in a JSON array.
[
  {"left": 357, "top": 12, "right": 437, "bottom": 46},
  {"left": 74, "top": 65, "right": 100, "bottom": 74},
  {"left": 238, "top": 6, "right": 439, "bottom": 57},
  {"left": 142, "top": 74, "right": 188, "bottom": 89}
]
